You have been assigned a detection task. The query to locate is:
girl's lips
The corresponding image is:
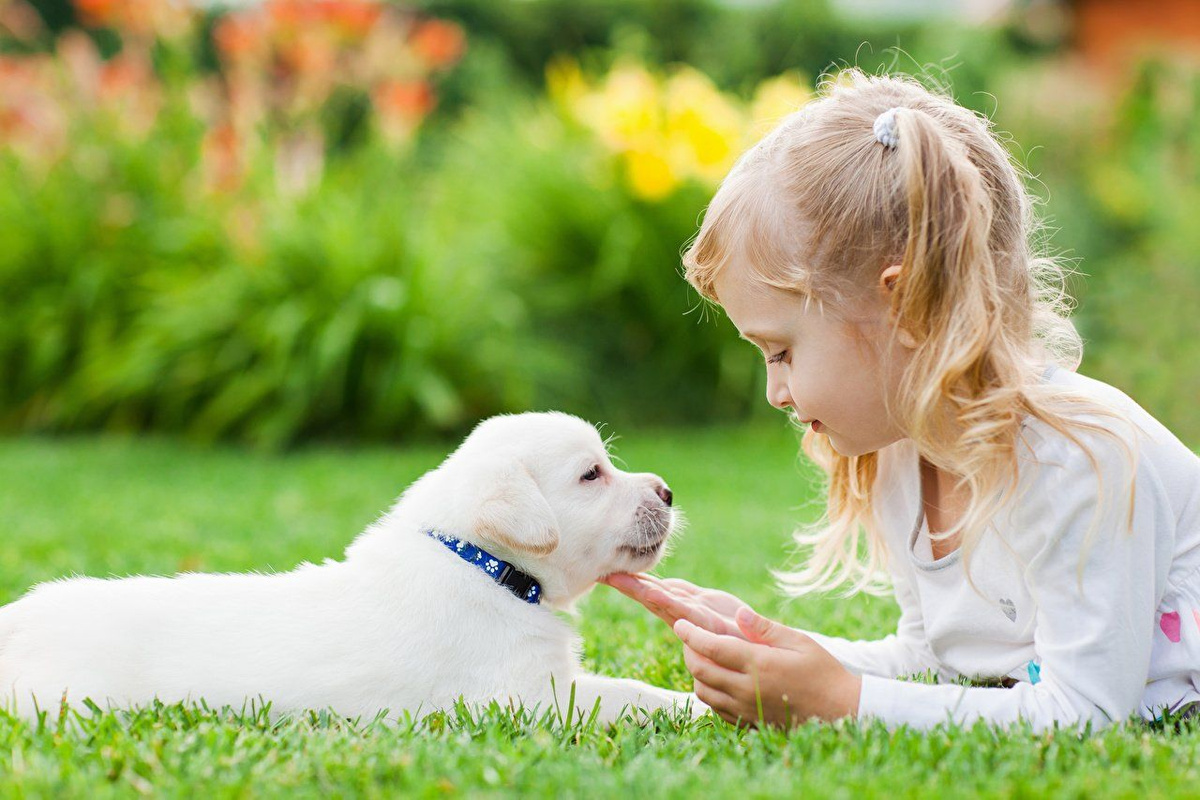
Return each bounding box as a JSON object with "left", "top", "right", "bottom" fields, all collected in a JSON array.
[{"left": 812, "top": 420, "right": 823, "bottom": 432}]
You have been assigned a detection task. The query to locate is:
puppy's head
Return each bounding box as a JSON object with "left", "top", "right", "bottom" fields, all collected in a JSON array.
[{"left": 436, "top": 412, "right": 677, "bottom": 607}]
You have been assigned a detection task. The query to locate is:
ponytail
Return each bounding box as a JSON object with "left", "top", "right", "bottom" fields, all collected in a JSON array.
[{"left": 881, "top": 106, "right": 1012, "bottom": 462}]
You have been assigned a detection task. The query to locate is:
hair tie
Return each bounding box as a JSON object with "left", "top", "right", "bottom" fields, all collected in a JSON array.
[{"left": 873, "top": 107, "right": 901, "bottom": 149}]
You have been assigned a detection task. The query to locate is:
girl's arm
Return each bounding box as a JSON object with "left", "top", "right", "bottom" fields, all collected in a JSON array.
[
  {"left": 857, "top": 433, "right": 1169, "bottom": 732},
  {"left": 791, "top": 562, "right": 939, "bottom": 681}
]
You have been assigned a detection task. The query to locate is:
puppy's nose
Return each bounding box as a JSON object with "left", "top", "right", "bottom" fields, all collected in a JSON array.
[{"left": 655, "top": 482, "right": 673, "bottom": 507}]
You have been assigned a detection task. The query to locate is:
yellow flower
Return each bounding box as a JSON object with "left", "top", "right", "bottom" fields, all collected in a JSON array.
[
  {"left": 547, "top": 58, "right": 813, "bottom": 201},
  {"left": 664, "top": 66, "right": 744, "bottom": 183},
  {"left": 624, "top": 148, "right": 677, "bottom": 200},
  {"left": 578, "top": 61, "right": 660, "bottom": 152}
]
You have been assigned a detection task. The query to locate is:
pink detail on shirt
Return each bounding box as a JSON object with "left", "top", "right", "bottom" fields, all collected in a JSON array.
[
  {"left": 1193, "top": 609, "right": 1200, "bottom": 633},
  {"left": 1161, "top": 611, "right": 1182, "bottom": 643}
]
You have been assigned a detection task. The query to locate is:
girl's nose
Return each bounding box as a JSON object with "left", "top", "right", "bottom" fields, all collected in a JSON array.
[{"left": 766, "top": 373, "right": 792, "bottom": 410}]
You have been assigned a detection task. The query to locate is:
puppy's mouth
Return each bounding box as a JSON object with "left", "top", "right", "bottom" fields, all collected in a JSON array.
[
  {"left": 619, "top": 539, "right": 667, "bottom": 560},
  {"left": 619, "top": 505, "right": 673, "bottom": 561}
]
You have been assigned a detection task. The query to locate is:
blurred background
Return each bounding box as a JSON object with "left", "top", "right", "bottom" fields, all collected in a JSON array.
[{"left": 2, "top": 0, "right": 1198, "bottom": 450}]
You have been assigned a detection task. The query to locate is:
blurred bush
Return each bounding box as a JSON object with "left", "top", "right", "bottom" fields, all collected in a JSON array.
[
  {"left": 0, "top": 0, "right": 812, "bottom": 446},
  {"left": 1, "top": 0, "right": 1197, "bottom": 447},
  {"left": 0, "top": 0, "right": 508, "bottom": 448},
  {"left": 422, "top": 61, "right": 811, "bottom": 429}
]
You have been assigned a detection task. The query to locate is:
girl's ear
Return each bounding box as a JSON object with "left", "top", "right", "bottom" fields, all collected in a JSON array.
[
  {"left": 880, "top": 263, "right": 903, "bottom": 293},
  {"left": 880, "top": 264, "right": 919, "bottom": 349}
]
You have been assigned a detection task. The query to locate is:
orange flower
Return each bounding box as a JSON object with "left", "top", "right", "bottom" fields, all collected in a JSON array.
[
  {"left": 372, "top": 78, "right": 436, "bottom": 121},
  {"left": 201, "top": 121, "right": 242, "bottom": 193},
  {"left": 71, "top": 0, "right": 194, "bottom": 39},
  {"left": 323, "top": 1, "right": 383, "bottom": 40},
  {"left": 267, "top": 0, "right": 321, "bottom": 29},
  {"left": 409, "top": 19, "right": 465, "bottom": 70},
  {"left": 98, "top": 53, "right": 146, "bottom": 99},
  {"left": 372, "top": 78, "right": 436, "bottom": 146},
  {"left": 73, "top": 0, "right": 122, "bottom": 28},
  {"left": 279, "top": 28, "right": 336, "bottom": 75},
  {"left": 0, "top": 54, "right": 67, "bottom": 165},
  {"left": 214, "top": 13, "right": 268, "bottom": 60}
]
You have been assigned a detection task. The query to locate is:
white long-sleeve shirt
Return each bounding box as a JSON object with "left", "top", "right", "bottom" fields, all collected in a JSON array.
[{"left": 799, "top": 363, "right": 1200, "bottom": 731}]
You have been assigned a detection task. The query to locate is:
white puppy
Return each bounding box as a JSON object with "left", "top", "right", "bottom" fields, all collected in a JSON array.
[{"left": 0, "top": 412, "right": 707, "bottom": 725}]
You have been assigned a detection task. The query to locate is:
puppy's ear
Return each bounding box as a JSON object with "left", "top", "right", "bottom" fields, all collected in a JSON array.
[{"left": 468, "top": 462, "right": 560, "bottom": 557}]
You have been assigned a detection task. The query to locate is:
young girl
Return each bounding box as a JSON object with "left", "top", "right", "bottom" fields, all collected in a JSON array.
[{"left": 602, "top": 69, "right": 1200, "bottom": 732}]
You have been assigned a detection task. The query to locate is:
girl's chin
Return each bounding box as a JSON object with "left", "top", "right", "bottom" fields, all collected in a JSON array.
[{"left": 825, "top": 431, "right": 866, "bottom": 457}]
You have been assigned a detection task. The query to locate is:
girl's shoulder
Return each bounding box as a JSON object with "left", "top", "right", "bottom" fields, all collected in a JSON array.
[
  {"left": 1013, "top": 365, "right": 1200, "bottom": 548},
  {"left": 870, "top": 364, "right": 1199, "bottom": 553},
  {"left": 1019, "top": 364, "right": 1194, "bottom": 476}
]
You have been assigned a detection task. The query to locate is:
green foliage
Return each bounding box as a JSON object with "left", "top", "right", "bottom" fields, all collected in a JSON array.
[
  {"left": 0, "top": 130, "right": 529, "bottom": 448},
  {"left": 425, "top": 94, "right": 757, "bottom": 425},
  {"left": 0, "top": 45, "right": 758, "bottom": 447},
  {"left": 2, "top": 3, "right": 1198, "bottom": 447}
]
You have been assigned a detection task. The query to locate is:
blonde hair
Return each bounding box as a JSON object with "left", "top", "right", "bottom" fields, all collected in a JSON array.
[{"left": 682, "top": 69, "right": 1139, "bottom": 598}]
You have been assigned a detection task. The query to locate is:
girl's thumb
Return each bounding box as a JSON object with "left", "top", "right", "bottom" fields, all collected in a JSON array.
[{"left": 735, "top": 606, "right": 795, "bottom": 646}]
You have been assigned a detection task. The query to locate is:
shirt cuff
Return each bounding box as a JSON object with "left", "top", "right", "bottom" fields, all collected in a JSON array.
[{"left": 857, "top": 673, "right": 970, "bottom": 730}]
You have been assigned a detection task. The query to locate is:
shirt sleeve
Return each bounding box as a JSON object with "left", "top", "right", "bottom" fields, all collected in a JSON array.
[
  {"left": 796, "top": 545, "right": 940, "bottom": 680},
  {"left": 856, "top": 429, "right": 1169, "bottom": 732}
]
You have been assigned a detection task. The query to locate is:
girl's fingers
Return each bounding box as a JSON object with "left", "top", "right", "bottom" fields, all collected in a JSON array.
[
  {"left": 630, "top": 572, "right": 695, "bottom": 599},
  {"left": 606, "top": 574, "right": 697, "bottom": 615},
  {"left": 602, "top": 572, "right": 656, "bottom": 602},
  {"left": 682, "top": 643, "right": 746, "bottom": 697},
  {"left": 648, "top": 576, "right": 752, "bottom": 619},
  {"left": 673, "top": 618, "right": 754, "bottom": 673},
  {"left": 692, "top": 679, "right": 748, "bottom": 727},
  {"left": 604, "top": 574, "right": 748, "bottom": 638},
  {"left": 645, "top": 588, "right": 711, "bottom": 623},
  {"left": 658, "top": 577, "right": 703, "bottom": 596},
  {"left": 644, "top": 589, "right": 702, "bottom": 625},
  {"left": 647, "top": 590, "right": 741, "bottom": 637},
  {"left": 604, "top": 572, "right": 682, "bottom": 601},
  {"left": 627, "top": 572, "right": 707, "bottom": 601}
]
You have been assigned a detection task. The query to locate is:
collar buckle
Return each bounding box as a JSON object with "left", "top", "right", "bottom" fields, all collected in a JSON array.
[
  {"left": 496, "top": 563, "right": 536, "bottom": 597},
  {"left": 424, "top": 529, "right": 542, "bottom": 605}
]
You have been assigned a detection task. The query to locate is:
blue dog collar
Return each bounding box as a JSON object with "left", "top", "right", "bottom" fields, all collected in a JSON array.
[{"left": 424, "top": 529, "right": 542, "bottom": 605}]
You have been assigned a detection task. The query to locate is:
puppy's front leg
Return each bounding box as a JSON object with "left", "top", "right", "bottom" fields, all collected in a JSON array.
[{"left": 551, "top": 674, "right": 710, "bottom": 726}]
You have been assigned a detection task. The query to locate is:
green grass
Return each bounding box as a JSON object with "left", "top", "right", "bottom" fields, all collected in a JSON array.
[{"left": 1, "top": 426, "right": 1198, "bottom": 797}]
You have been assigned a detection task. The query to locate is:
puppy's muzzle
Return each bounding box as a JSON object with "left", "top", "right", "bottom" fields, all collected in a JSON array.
[{"left": 620, "top": 498, "right": 674, "bottom": 559}]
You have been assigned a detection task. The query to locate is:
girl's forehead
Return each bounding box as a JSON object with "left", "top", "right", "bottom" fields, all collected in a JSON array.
[
  {"left": 713, "top": 267, "right": 810, "bottom": 334},
  {"left": 712, "top": 260, "right": 787, "bottom": 303}
]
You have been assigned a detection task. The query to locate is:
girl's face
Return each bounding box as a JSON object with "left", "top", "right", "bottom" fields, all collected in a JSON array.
[{"left": 711, "top": 263, "right": 913, "bottom": 457}]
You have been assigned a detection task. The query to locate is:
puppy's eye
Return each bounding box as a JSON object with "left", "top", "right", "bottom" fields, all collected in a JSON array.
[{"left": 581, "top": 465, "right": 601, "bottom": 482}]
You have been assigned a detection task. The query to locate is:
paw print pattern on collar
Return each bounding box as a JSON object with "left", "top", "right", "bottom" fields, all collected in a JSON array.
[{"left": 424, "top": 529, "right": 542, "bottom": 605}]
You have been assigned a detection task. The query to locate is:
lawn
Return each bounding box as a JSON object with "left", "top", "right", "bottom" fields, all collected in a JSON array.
[{"left": 0, "top": 425, "right": 1195, "bottom": 797}]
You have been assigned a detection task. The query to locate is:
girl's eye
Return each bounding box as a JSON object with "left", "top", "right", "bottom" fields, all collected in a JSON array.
[
  {"left": 767, "top": 349, "right": 789, "bottom": 365},
  {"left": 581, "top": 466, "right": 601, "bottom": 482}
]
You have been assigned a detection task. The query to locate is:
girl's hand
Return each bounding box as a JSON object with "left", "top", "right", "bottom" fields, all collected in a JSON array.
[
  {"left": 601, "top": 572, "right": 861, "bottom": 727},
  {"left": 600, "top": 572, "right": 753, "bottom": 640},
  {"left": 674, "top": 609, "right": 862, "bottom": 728}
]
